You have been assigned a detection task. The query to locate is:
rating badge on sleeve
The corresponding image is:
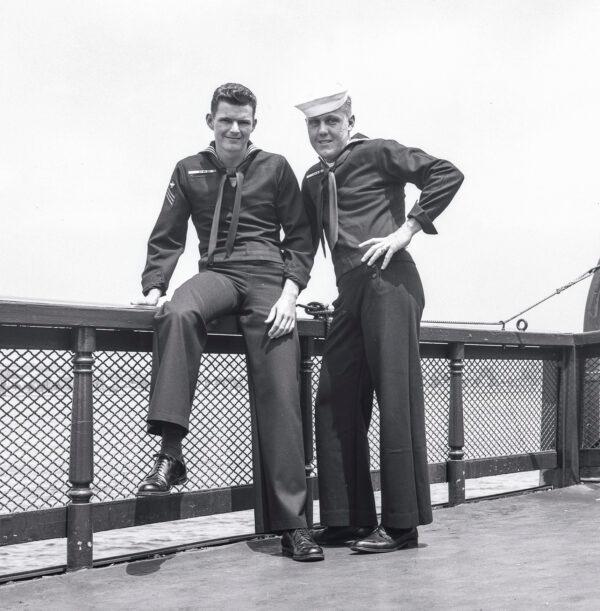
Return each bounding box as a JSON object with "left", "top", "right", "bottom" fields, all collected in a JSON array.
[{"left": 165, "top": 181, "right": 176, "bottom": 207}]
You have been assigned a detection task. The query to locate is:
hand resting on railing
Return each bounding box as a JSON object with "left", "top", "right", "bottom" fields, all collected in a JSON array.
[{"left": 131, "top": 287, "right": 162, "bottom": 307}]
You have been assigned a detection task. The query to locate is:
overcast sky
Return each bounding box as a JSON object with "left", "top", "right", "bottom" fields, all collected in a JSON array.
[{"left": 1, "top": 0, "right": 599, "bottom": 332}]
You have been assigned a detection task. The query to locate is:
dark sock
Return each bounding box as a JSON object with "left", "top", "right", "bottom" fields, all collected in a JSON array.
[{"left": 160, "top": 423, "right": 185, "bottom": 460}]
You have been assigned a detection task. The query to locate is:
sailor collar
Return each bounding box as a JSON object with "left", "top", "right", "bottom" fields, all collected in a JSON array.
[
  {"left": 199, "top": 141, "right": 260, "bottom": 168},
  {"left": 312, "top": 133, "right": 369, "bottom": 173}
]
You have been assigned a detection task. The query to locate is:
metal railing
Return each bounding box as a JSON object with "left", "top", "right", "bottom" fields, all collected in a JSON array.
[
  {"left": 1, "top": 298, "right": 598, "bottom": 576},
  {"left": 576, "top": 330, "right": 600, "bottom": 478}
]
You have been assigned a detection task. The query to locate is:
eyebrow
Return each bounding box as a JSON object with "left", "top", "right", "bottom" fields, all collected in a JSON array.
[
  {"left": 308, "top": 114, "right": 342, "bottom": 123},
  {"left": 217, "top": 116, "right": 253, "bottom": 122}
]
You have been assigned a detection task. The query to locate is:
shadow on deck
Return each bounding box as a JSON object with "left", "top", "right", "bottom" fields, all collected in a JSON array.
[{"left": 3, "top": 484, "right": 600, "bottom": 610}]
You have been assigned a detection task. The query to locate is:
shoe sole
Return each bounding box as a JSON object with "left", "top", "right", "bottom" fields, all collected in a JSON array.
[
  {"left": 281, "top": 548, "right": 325, "bottom": 562},
  {"left": 135, "top": 477, "right": 188, "bottom": 497},
  {"left": 313, "top": 539, "right": 363, "bottom": 548},
  {"left": 350, "top": 538, "right": 418, "bottom": 554}
]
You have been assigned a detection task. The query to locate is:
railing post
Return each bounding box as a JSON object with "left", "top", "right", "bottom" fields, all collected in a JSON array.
[
  {"left": 67, "top": 326, "right": 95, "bottom": 570},
  {"left": 447, "top": 342, "right": 465, "bottom": 506},
  {"left": 300, "top": 336, "right": 315, "bottom": 527},
  {"left": 541, "top": 345, "right": 581, "bottom": 487},
  {"left": 580, "top": 356, "right": 600, "bottom": 479},
  {"left": 540, "top": 360, "right": 560, "bottom": 451},
  {"left": 539, "top": 358, "right": 561, "bottom": 485},
  {"left": 557, "top": 345, "right": 581, "bottom": 487}
]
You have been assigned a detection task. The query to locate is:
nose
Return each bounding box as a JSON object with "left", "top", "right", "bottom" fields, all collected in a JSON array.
[
  {"left": 230, "top": 120, "right": 240, "bottom": 134},
  {"left": 317, "top": 121, "right": 328, "bottom": 135}
]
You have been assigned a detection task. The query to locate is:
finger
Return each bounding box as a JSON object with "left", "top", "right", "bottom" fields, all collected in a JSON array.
[
  {"left": 278, "top": 318, "right": 291, "bottom": 336},
  {"left": 381, "top": 248, "right": 394, "bottom": 270},
  {"left": 271, "top": 320, "right": 288, "bottom": 339},
  {"left": 359, "top": 237, "right": 382, "bottom": 248},
  {"left": 276, "top": 320, "right": 291, "bottom": 338},
  {"left": 361, "top": 244, "right": 382, "bottom": 262},
  {"left": 268, "top": 309, "right": 285, "bottom": 337},
  {"left": 132, "top": 300, "right": 157, "bottom": 307},
  {"left": 269, "top": 320, "right": 282, "bottom": 339},
  {"left": 367, "top": 245, "right": 388, "bottom": 267},
  {"left": 265, "top": 306, "right": 276, "bottom": 324}
]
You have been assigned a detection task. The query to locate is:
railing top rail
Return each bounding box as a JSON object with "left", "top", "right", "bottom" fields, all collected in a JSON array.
[
  {"left": 419, "top": 326, "right": 573, "bottom": 347},
  {"left": 573, "top": 330, "right": 600, "bottom": 346},
  {"left": 0, "top": 297, "right": 326, "bottom": 337},
  {"left": 0, "top": 297, "right": 578, "bottom": 347}
]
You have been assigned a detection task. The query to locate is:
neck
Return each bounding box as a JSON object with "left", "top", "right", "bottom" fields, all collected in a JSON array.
[
  {"left": 215, "top": 144, "right": 247, "bottom": 169},
  {"left": 322, "top": 137, "right": 351, "bottom": 164}
]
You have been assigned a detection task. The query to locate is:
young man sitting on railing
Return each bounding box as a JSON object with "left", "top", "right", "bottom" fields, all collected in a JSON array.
[
  {"left": 131, "top": 83, "right": 323, "bottom": 562},
  {"left": 296, "top": 89, "right": 464, "bottom": 553}
]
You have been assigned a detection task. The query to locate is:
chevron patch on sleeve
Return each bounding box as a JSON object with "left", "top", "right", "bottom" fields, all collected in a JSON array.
[{"left": 165, "top": 182, "right": 176, "bottom": 207}]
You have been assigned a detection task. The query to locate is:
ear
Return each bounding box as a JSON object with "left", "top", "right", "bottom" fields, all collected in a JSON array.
[
  {"left": 206, "top": 113, "right": 214, "bottom": 130},
  {"left": 348, "top": 114, "right": 356, "bottom": 129},
  {"left": 251, "top": 117, "right": 258, "bottom": 132}
]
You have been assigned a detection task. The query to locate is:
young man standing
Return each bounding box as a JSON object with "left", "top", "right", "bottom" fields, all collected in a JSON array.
[
  {"left": 296, "top": 91, "right": 464, "bottom": 552},
  {"left": 132, "top": 83, "right": 322, "bottom": 561}
]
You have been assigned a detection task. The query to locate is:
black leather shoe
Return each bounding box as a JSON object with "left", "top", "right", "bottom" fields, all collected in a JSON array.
[
  {"left": 312, "top": 526, "right": 375, "bottom": 547},
  {"left": 350, "top": 525, "right": 418, "bottom": 553},
  {"left": 281, "top": 528, "right": 324, "bottom": 562},
  {"left": 136, "top": 453, "right": 187, "bottom": 496}
]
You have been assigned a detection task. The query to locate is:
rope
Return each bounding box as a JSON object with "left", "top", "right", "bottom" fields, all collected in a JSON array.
[
  {"left": 297, "top": 302, "right": 332, "bottom": 320},
  {"left": 423, "top": 264, "right": 600, "bottom": 331}
]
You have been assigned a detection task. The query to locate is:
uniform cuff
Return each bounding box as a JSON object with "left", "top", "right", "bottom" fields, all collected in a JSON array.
[
  {"left": 283, "top": 268, "right": 308, "bottom": 292},
  {"left": 142, "top": 277, "right": 166, "bottom": 297},
  {"left": 408, "top": 202, "right": 437, "bottom": 235}
]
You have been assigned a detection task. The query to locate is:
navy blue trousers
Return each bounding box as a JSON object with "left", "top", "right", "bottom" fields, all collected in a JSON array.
[
  {"left": 147, "top": 262, "right": 307, "bottom": 532},
  {"left": 316, "top": 255, "right": 433, "bottom": 529}
]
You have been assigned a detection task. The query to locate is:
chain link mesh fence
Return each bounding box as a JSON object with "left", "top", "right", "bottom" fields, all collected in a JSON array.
[
  {"left": 1, "top": 344, "right": 560, "bottom": 516},
  {"left": 423, "top": 358, "right": 451, "bottom": 463},
  {"left": 581, "top": 357, "right": 600, "bottom": 449},
  {"left": 94, "top": 351, "right": 253, "bottom": 503},
  {"left": 0, "top": 349, "right": 72, "bottom": 513},
  {"left": 462, "top": 358, "right": 558, "bottom": 459},
  {"left": 309, "top": 356, "right": 450, "bottom": 470}
]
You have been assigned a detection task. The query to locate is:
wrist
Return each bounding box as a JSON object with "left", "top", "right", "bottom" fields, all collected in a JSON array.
[
  {"left": 404, "top": 217, "right": 422, "bottom": 235},
  {"left": 280, "top": 291, "right": 297, "bottom": 304},
  {"left": 281, "top": 279, "right": 299, "bottom": 301}
]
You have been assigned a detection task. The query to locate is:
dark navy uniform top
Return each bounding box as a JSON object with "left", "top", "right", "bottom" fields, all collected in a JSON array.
[
  {"left": 301, "top": 135, "right": 464, "bottom": 280},
  {"left": 142, "top": 143, "right": 314, "bottom": 295}
]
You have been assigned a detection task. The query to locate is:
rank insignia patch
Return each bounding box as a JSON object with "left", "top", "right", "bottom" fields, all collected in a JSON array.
[{"left": 165, "top": 187, "right": 176, "bottom": 207}]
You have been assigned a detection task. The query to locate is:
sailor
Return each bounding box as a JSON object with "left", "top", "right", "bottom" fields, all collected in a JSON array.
[
  {"left": 296, "top": 90, "right": 464, "bottom": 552},
  {"left": 132, "top": 83, "right": 323, "bottom": 562}
]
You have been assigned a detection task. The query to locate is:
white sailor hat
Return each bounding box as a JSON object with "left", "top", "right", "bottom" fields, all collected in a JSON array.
[{"left": 295, "top": 90, "right": 349, "bottom": 118}]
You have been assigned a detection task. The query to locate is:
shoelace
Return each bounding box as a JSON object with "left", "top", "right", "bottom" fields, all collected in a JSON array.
[
  {"left": 292, "top": 528, "right": 313, "bottom": 544},
  {"left": 148, "top": 454, "right": 173, "bottom": 484}
]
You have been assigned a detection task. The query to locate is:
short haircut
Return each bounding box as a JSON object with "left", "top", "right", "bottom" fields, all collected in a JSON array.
[
  {"left": 340, "top": 96, "right": 352, "bottom": 118},
  {"left": 211, "top": 83, "right": 257, "bottom": 115}
]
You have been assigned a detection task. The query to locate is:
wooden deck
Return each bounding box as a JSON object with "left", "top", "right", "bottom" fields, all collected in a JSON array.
[{"left": 3, "top": 483, "right": 600, "bottom": 609}]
